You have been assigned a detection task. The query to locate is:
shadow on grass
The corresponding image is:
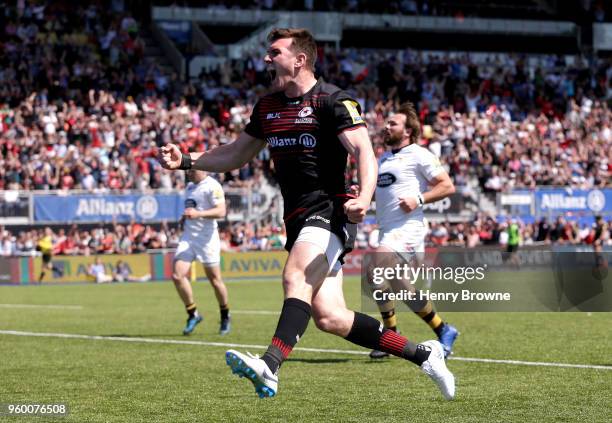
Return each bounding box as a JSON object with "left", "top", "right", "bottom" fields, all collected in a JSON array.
[{"left": 361, "top": 359, "right": 394, "bottom": 365}]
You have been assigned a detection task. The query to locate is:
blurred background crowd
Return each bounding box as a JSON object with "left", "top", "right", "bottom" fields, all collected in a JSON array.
[{"left": 0, "top": 0, "right": 610, "bottom": 254}]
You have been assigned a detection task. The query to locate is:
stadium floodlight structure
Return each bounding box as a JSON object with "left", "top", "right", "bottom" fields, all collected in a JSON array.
[{"left": 151, "top": 5, "right": 580, "bottom": 78}]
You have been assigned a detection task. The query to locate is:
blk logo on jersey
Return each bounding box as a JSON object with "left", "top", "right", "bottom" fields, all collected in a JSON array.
[
  {"left": 377, "top": 172, "right": 397, "bottom": 187},
  {"left": 185, "top": 199, "right": 197, "bottom": 208},
  {"left": 266, "top": 112, "right": 281, "bottom": 120}
]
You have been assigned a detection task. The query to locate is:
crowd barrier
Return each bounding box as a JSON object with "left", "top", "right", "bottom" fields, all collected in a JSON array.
[{"left": 1, "top": 251, "right": 289, "bottom": 285}]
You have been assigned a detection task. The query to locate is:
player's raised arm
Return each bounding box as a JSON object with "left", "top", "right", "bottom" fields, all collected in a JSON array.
[
  {"left": 159, "top": 131, "right": 266, "bottom": 173},
  {"left": 339, "top": 126, "right": 377, "bottom": 223}
]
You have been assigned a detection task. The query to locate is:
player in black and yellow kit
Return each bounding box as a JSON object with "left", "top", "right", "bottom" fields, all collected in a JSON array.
[{"left": 37, "top": 227, "right": 63, "bottom": 282}]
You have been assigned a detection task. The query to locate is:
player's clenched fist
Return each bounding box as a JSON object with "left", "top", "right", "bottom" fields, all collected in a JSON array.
[
  {"left": 183, "top": 207, "right": 199, "bottom": 219},
  {"left": 159, "top": 144, "right": 183, "bottom": 170},
  {"left": 398, "top": 196, "right": 419, "bottom": 213},
  {"left": 343, "top": 198, "right": 369, "bottom": 223}
]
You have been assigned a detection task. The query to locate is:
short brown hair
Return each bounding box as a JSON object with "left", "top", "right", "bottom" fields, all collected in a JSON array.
[
  {"left": 267, "top": 28, "right": 317, "bottom": 72},
  {"left": 397, "top": 102, "right": 421, "bottom": 143}
]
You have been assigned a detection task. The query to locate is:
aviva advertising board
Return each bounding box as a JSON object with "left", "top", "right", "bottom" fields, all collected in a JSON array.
[
  {"left": 217, "top": 251, "right": 288, "bottom": 279},
  {"left": 14, "top": 251, "right": 289, "bottom": 284},
  {"left": 29, "top": 254, "right": 151, "bottom": 284}
]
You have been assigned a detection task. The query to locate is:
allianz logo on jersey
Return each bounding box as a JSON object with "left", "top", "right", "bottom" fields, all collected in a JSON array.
[{"left": 267, "top": 133, "right": 317, "bottom": 148}]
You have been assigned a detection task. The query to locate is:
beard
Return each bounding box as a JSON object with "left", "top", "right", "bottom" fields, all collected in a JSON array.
[{"left": 383, "top": 133, "right": 403, "bottom": 147}]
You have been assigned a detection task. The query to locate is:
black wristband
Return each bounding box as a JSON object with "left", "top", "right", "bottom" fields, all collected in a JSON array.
[
  {"left": 179, "top": 153, "right": 192, "bottom": 170},
  {"left": 416, "top": 193, "right": 425, "bottom": 206}
]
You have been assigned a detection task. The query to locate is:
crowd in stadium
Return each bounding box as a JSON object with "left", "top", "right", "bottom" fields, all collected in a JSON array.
[
  {"left": 0, "top": 2, "right": 611, "bottom": 255},
  {"left": 0, "top": 221, "right": 288, "bottom": 256},
  {"left": 1, "top": 213, "right": 610, "bottom": 257},
  {"left": 1, "top": 3, "right": 609, "bottom": 192},
  {"left": 0, "top": 223, "right": 178, "bottom": 257}
]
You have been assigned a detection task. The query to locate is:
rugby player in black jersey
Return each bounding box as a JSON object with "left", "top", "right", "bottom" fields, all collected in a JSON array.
[{"left": 159, "top": 28, "right": 454, "bottom": 400}]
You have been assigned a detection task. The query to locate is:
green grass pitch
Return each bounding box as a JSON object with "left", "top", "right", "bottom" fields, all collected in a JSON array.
[{"left": 1, "top": 277, "right": 611, "bottom": 422}]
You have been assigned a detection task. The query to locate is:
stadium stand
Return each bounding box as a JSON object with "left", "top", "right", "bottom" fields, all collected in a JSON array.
[
  {"left": 154, "top": 1, "right": 609, "bottom": 22},
  {"left": 0, "top": 1, "right": 610, "bottom": 253}
]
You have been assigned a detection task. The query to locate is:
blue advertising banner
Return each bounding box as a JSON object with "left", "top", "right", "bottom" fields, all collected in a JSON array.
[
  {"left": 498, "top": 188, "right": 611, "bottom": 224},
  {"left": 34, "top": 194, "right": 184, "bottom": 223},
  {"left": 535, "top": 189, "right": 611, "bottom": 215},
  {"left": 499, "top": 190, "right": 534, "bottom": 216}
]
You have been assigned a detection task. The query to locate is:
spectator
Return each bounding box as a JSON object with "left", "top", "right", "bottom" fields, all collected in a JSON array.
[
  {"left": 112, "top": 259, "right": 151, "bottom": 282},
  {"left": 88, "top": 257, "right": 113, "bottom": 283}
]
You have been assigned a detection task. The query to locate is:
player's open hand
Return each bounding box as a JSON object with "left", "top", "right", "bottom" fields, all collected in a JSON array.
[
  {"left": 398, "top": 196, "right": 418, "bottom": 213},
  {"left": 159, "top": 144, "right": 182, "bottom": 170},
  {"left": 344, "top": 198, "right": 368, "bottom": 223}
]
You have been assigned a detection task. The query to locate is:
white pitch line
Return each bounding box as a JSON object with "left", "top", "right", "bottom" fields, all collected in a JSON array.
[
  {"left": 1, "top": 330, "right": 611, "bottom": 371},
  {"left": 0, "top": 306, "right": 371, "bottom": 317},
  {"left": 0, "top": 304, "right": 83, "bottom": 310},
  {"left": 447, "top": 356, "right": 612, "bottom": 370}
]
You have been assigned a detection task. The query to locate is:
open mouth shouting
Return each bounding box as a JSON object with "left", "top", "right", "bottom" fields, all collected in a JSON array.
[{"left": 266, "top": 67, "right": 278, "bottom": 88}]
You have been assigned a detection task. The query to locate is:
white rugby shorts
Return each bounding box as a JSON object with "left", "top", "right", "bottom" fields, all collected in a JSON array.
[
  {"left": 378, "top": 219, "right": 427, "bottom": 256},
  {"left": 174, "top": 231, "right": 221, "bottom": 266},
  {"left": 295, "top": 226, "right": 344, "bottom": 275}
]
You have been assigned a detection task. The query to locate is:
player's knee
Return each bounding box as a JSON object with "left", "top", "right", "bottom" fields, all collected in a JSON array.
[
  {"left": 313, "top": 309, "right": 343, "bottom": 334},
  {"left": 171, "top": 272, "right": 186, "bottom": 283},
  {"left": 282, "top": 268, "right": 305, "bottom": 291},
  {"left": 209, "top": 275, "right": 223, "bottom": 287}
]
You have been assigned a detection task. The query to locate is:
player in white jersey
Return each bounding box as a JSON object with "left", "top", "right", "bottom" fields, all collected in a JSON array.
[
  {"left": 173, "top": 169, "right": 231, "bottom": 336},
  {"left": 369, "top": 102, "right": 459, "bottom": 359}
]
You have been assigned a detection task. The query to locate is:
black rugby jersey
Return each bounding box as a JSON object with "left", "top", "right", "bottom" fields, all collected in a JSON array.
[{"left": 245, "top": 78, "right": 366, "bottom": 217}]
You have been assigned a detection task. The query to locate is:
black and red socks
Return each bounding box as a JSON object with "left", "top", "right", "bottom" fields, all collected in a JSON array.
[
  {"left": 345, "top": 312, "right": 430, "bottom": 365},
  {"left": 262, "top": 298, "right": 311, "bottom": 373}
]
